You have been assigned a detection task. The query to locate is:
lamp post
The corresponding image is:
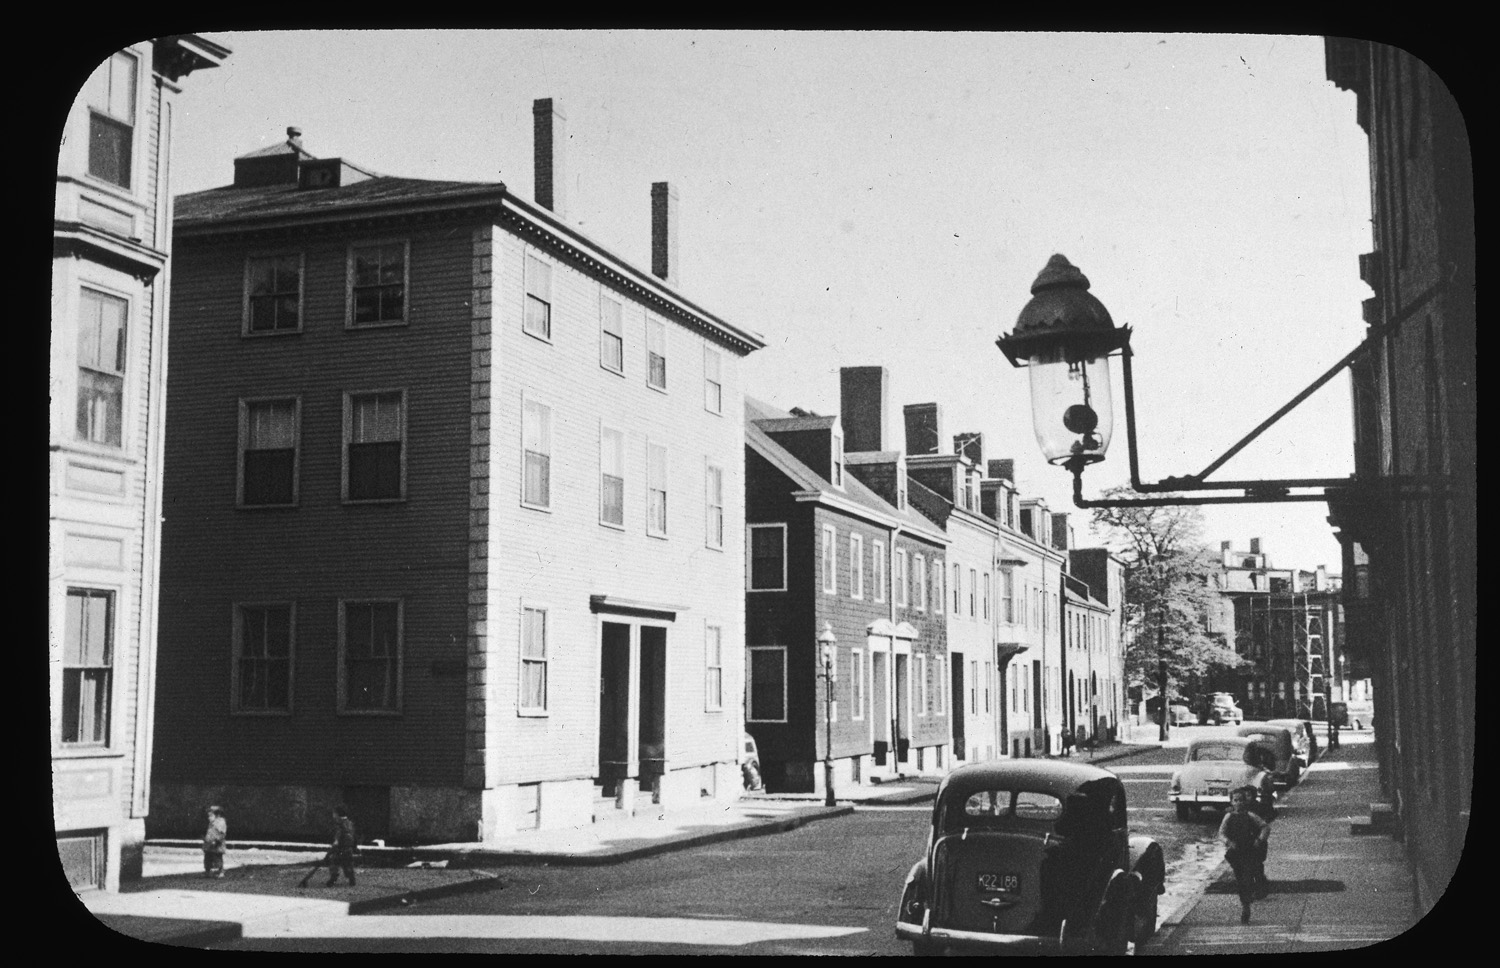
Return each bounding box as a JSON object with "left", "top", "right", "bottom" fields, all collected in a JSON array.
[{"left": 818, "top": 622, "right": 838, "bottom": 807}]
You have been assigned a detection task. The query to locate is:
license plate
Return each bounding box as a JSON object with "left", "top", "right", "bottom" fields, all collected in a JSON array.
[
  {"left": 977, "top": 872, "right": 1020, "bottom": 895},
  {"left": 1207, "top": 781, "right": 1230, "bottom": 795}
]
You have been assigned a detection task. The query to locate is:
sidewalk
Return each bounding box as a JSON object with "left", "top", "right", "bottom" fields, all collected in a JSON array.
[{"left": 1142, "top": 734, "right": 1416, "bottom": 954}]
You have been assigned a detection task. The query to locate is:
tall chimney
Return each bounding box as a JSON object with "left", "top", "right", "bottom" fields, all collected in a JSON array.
[
  {"left": 1051, "top": 512, "right": 1071, "bottom": 551},
  {"left": 652, "top": 181, "right": 679, "bottom": 287},
  {"left": 1249, "top": 537, "right": 1261, "bottom": 555},
  {"left": 988, "top": 459, "right": 1015, "bottom": 482},
  {"left": 903, "top": 403, "right": 942, "bottom": 456},
  {"left": 840, "top": 366, "right": 888, "bottom": 452},
  {"left": 533, "top": 98, "right": 567, "bottom": 217}
]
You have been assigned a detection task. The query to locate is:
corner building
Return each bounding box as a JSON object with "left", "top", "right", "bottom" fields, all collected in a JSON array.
[{"left": 151, "top": 103, "right": 763, "bottom": 843}]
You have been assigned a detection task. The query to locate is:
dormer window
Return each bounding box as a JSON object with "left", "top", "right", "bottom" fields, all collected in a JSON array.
[{"left": 832, "top": 434, "right": 844, "bottom": 487}]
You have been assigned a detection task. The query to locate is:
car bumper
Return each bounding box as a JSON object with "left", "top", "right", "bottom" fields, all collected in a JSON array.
[
  {"left": 896, "top": 921, "right": 1059, "bottom": 952},
  {"left": 1169, "top": 792, "right": 1232, "bottom": 806}
]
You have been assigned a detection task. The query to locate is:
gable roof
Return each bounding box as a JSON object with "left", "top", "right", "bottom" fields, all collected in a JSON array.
[{"left": 746, "top": 396, "right": 946, "bottom": 544}]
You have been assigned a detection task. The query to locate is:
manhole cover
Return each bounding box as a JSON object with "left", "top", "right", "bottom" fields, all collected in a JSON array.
[{"left": 1205, "top": 878, "right": 1345, "bottom": 894}]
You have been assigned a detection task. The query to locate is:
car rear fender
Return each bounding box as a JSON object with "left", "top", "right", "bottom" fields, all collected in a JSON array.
[{"left": 1127, "top": 836, "right": 1165, "bottom": 895}]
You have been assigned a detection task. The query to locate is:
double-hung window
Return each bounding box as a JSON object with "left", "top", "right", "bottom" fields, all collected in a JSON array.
[
  {"left": 349, "top": 241, "right": 408, "bottom": 327},
  {"left": 339, "top": 600, "right": 401, "bottom": 713},
  {"left": 85, "top": 50, "right": 136, "bottom": 189},
  {"left": 914, "top": 554, "right": 926, "bottom": 610},
  {"left": 245, "top": 255, "right": 303, "bottom": 334},
  {"left": 748, "top": 524, "right": 787, "bottom": 591},
  {"left": 600, "top": 293, "right": 624, "bottom": 373},
  {"left": 984, "top": 661, "right": 993, "bottom": 713},
  {"left": 600, "top": 425, "right": 624, "bottom": 526},
  {"left": 522, "top": 396, "right": 552, "bottom": 509},
  {"left": 747, "top": 646, "right": 787, "bottom": 722},
  {"left": 524, "top": 254, "right": 552, "bottom": 340},
  {"left": 969, "top": 568, "right": 978, "bottom": 618},
  {"left": 647, "top": 317, "right": 667, "bottom": 390},
  {"left": 822, "top": 525, "right": 837, "bottom": 594},
  {"left": 345, "top": 391, "right": 405, "bottom": 501},
  {"left": 872, "top": 540, "right": 887, "bottom": 603},
  {"left": 705, "top": 462, "right": 725, "bottom": 549},
  {"left": 647, "top": 442, "right": 669, "bottom": 536},
  {"left": 704, "top": 624, "right": 723, "bottom": 711},
  {"left": 895, "top": 550, "right": 908, "bottom": 607},
  {"left": 953, "top": 563, "right": 963, "bottom": 614},
  {"left": 851, "top": 649, "right": 865, "bottom": 720},
  {"left": 971, "top": 660, "right": 980, "bottom": 715},
  {"left": 831, "top": 434, "right": 844, "bottom": 487},
  {"left": 61, "top": 588, "right": 113, "bottom": 746},
  {"left": 240, "top": 398, "right": 299, "bottom": 507},
  {"left": 233, "top": 604, "right": 293, "bottom": 713},
  {"left": 704, "top": 346, "right": 722, "bottom": 414},
  {"left": 849, "top": 533, "right": 864, "bottom": 599},
  {"left": 916, "top": 653, "right": 929, "bottom": 715},
  {"left": 520, "top": 606, "right": 548, "bottom": 713},
  {"left": 934, "top": 656, "right": 945, "bottom": 715},
  {"left": 76, "top": 288, "right": 127, "bottom": 447}
]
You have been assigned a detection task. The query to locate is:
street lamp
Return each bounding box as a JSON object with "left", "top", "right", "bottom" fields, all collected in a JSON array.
[
  {"left": 818, "top": 622, "right": 838, "bottom": 807},
  {"left": 996, "top": 254, "right": 1419, "bottom": 509}
]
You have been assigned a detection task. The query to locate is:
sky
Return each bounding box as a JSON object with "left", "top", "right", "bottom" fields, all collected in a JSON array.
[{"left": 154, "top": 29, "right": 1372, "bottom": 574}]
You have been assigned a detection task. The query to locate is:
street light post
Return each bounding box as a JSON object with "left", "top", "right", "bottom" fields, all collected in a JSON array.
[{"left": 819, "top": 623, "right": 838, "bottom": 807}]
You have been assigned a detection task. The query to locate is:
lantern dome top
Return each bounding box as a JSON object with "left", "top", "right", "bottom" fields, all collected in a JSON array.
[{"left": 1030, "top": 253, "right": 1092, "bottom": 293}]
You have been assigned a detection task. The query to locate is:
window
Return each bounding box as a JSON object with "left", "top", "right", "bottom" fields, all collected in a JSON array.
[
  {"left": 916, "top": 653, "right": 929, "bottom": 715},
  {"left": 822, "top": 525, "right": 837, "bottom": 594},
  {"left": 748, "top": 524, "right": 787, "bottom": 591},
  {"left": 934, "top": 655, "right": 945, "bottom": 714},
  {"left": 705, "top": 624, "right": 724, "bottom": 711},
  {"left": 896, "top": 550, "right": 908, "bottom": 607},
  {"left": 914, "top": 554, "right": 926, "bottom": 610},
  {"left": 245, "top": 255, "right": 303, "bottom": 334},
  {"left": 954, "top": 563, "right": 963, "bottom": 614},
  {"left": 851, "top": 649, "right": 865, "bottom": 720},
  {"left": 873, "top": 540, "right": 887, "bottom": 603},
  {"left": 647, "top": 316, "right": 668, "bottom": 389},
  {"left": 522, "top": 396, "right": 552, "bottom": 509},
  {"left": 647, "top": 442, "right": 668, "bottom": 536},
  {"left": 61, "top": 588, "right": 113, "bottom": 745},
  {"left": 747, "top": 646, "right": 787, "bottom": 722},
  {"left": 600, "top": 425, "right": 624, "bottom": 526},
  {"left": 349, "top": 241, "right": 408, "bottom": 327},
  {"left": 600, "top": 292, "right": 624, "bottom": 373},
  {"left": 233, "top": 604, "right": 293, "bottom": 713},
  {"left": 524, "top": 254, "right": 552, "bottom": 340},
  {"left": 831, "top": 434, "right": 844, "bottom": 487},
  {"left": 705, "top": 462, "right": 725, "bottom": 549},
  {"left": 704, "top": 346, "right": 722, "bottom": 413},
  {"left": 971, "top": 659, "right": 979, "bottom": 714},
  {"left": 1001, "top": 569, "right": 1015, "bottom": 624},
  {"left": 75, "top": 288, "right": 127, "bottom": 447},
  {"left": 983, "top": 572, "right": 991, "bottom": 621},
  {"left": 984, "top": 660, "right": 993, "bottom": 713},
  {"left": 969, "top": 568, "right": 978, "bottom": 618},
  {"left": 345, "top": 391, "right": 405, "bottom": 501},
  {"left": 340, "top": 600, "right": 401, "bottom": 712},
  {"left": 240, "top": 398, "right": 299, "bottom": 507},
  {"left": 520, "top": 606, "right": 548, "bottom": 713},
  {"left": 850, "top": 533, "right": 864, "bottom": 599},
  {"left": 86, "top": 51, "right": 136, "bottom": 188}
]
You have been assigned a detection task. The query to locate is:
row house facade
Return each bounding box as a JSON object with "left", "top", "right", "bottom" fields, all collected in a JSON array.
[
  {"left": 50, "top": 36, "right": 229, "bottom": 891},
  {"left": 149, "top": 99, "right": 764, "bottom": 843},
  {"left": 744, "top": 394, "right": 949, "bottom": 793},
  {"left": 1067, "top": 547, "right": 1128, "bottom": 742}
]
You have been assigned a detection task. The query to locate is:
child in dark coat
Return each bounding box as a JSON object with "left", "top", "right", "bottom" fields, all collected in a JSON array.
[
  {"left": 1219, "top": 786, "right": 1271, "bottom": 923},
  {"left": 326, "top": 806, "right": 357, "bottom": 887},
  {"left": 202, "top": 805, "right": 227, "bottom": 878}
]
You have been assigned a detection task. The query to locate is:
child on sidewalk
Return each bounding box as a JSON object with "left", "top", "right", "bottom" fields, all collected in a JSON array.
[
  {"left": 1219, "top": 786, "right": 1271, "bottom": 923},
  {"left": 202, "top": 805, "right": 227, "bottom": 878},
  {"left": 325, "top": 805, "right": 358, "bottom": 887}
]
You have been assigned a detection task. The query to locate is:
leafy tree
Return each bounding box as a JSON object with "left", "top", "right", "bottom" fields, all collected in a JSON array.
[{"left": 1090, "top": 487, "right": 1241, "bottom": 699}]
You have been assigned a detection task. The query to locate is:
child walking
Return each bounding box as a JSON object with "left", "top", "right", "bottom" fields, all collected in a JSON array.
[
  {"left": 325, "top": 805, "right": 358, "bottom": 887},
  {"left": 202, "top": 805, "right": 227, "bottom": 879},
  {"left": 1219, "top": 786, "right": 1271, "bottom": 923}
]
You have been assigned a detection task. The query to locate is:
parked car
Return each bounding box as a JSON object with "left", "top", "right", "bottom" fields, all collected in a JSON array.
[
  {"left": 1168, "top": 737, "right": 1275, "bottom": 821},
  {"left": 1266, "top": 718, "right": 1316, "bottom": 770},
  {"left": 895, "top": 760, "right": 1166, "bottom": 956},
  {"left": 1197, "top": 692, "right": 1243, "bottom": 725},
  {"left": 1236, "top": 723, "right": 1301, "bottom": 788},
  {"left": 1344, "top": 700, "right": 1375, "bottom": 730}
]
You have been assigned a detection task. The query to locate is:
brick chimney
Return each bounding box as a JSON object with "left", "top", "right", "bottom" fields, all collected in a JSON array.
[
  {"left": 840, "top": 366, "right": 889, "bottom": 453},
  {"left": 533, "top": 98, "right": 567, "bottom": 218},
  {"left": 1249, "top": 537, "right": 1261, "bottom": 555},
  {"left": 903, "top": 403, "right": 942, "bottom": 456},
  {"left": 954, "top": 433, "right": 983, "bottom": 467},
  {"left": 988, "top": 459, "right": 1015, "bottom": 482},
  {"left": 652, "top": 182, "right": 679, "bottom": 287},
  {"left": 1051, "top": 512, "right": 1071, "bottom": 551}
]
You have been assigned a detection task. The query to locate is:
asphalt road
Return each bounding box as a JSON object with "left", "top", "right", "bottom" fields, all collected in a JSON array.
[{"left": 212, "top": 726, "right": 1253, "bottom": 954}]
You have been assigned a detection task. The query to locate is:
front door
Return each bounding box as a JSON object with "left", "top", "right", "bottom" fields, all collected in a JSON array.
[
  {"left": 639, "top": 626, "right": 667, "bottom": 793},
  {"left": 951, "top": 657, "right": 966, "bottom": 760},
  {"left": 872, "top": 651, "right": 889, "bottom": 765},
  {"left": 895, "top": 653, "right": 910, "bottom": 764},
  {"left": 598, "top": 621, "right": 633, "bottom": 791}
]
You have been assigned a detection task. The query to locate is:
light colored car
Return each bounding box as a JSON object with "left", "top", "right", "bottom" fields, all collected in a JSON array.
[
  {"left": 740, "top": 733, "right": 763, "bottom": 790},
  {"left": 1266, "top": 718, "right": 1316, "bottom": 770},
  {"left": 1236, "top": 723, "right": 1300, "bottom": 788},
  {"left": 1344, "top": 700, "right": 1374, "bottom": 730},
  {"left": 1168, "top": 737, "right": 1275, "bottom": 821}
]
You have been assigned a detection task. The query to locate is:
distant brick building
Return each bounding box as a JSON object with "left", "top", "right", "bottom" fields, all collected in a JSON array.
[
  {"left": 150, "top": 100, "right": 763, "bottom": 843},
  {"left": 51, "top": 36, "right": 229, "bottom": 891}
]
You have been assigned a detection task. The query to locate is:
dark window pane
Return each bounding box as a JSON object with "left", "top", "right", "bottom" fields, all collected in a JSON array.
[
  {"left": 525, "top": 452, "right": 550, "bottom": 506},
  {"left": 602, "top": 474, "right": 624, "bottom": 524},
  {"left": 750, "top": 651, "right": 785, "bottom": 720},
  {"left": 348, "top": 441, "right": 401, "bottom": 499},
  {"left": 244, "top": 449, "right": 294, "bottom": 504},
  {"left": 88, "top": 114, "right": 131, "bottom": 188}
]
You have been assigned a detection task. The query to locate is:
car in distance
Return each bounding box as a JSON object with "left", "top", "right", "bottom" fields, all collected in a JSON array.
[
  {"left": 1236, "top": 723, "right": 1301, "bottom": 788},
  {"left": 1168, "top": 737, "right": 1275, "bottom": 821},
  {"left": 1344, "top": 700, "right": 1375, "bottom": 730},
  {"left": 896, "top": 760, "right": 1166, "bottom": 956},
  {"left": 1197, "top": 692, "right": 1244, "bottom": 725},
  {"left": 1266, "top": 718, "right": 1316, "bottom": 771}
]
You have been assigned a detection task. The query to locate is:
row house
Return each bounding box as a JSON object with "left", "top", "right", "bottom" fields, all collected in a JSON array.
[
  {"left": 50, "top": 36, "right": 229, "bottom": 891},
  {"left": 744, "top": 392, "right": 949, "bottom": 793},
  {"left": 149, "top": 99, "right": 763, "bottom": 843},
  {"left": 1068, "top": 547, "right": 1128, "bottom": 742}
]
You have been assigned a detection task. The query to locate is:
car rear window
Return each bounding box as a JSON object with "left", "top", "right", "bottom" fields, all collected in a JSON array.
[
  {"left": 1189, "top": 742, "right": 1243, "bottom": 762},
  {"left": 958, "top": 790, "right": 1064, "bottom": 824}
]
